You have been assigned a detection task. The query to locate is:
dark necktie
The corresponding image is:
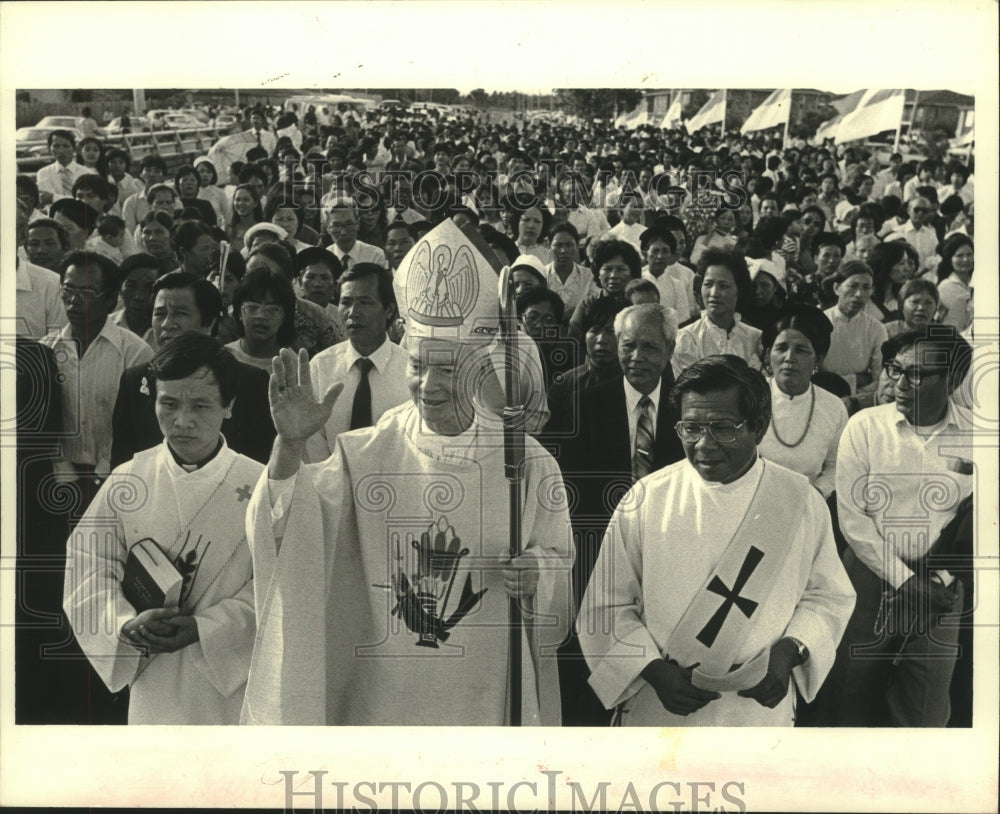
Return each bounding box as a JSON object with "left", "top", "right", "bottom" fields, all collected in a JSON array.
[
  {"left": 255, "top": 130, "right": 262, "bottom": 146},
  {"left": 341, "top": 253, "right": 351, "bottom": 271},
  {"left": 633, "top": 395, "right": 655, "bottom": 481},
  {"left": 350, "top": 357, "right": 375, "bottom": 430}
]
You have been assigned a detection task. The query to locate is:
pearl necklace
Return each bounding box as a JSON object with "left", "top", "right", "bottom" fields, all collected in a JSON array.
[{"left": 771, "top": 384, "right": 815, "bottom": 448}]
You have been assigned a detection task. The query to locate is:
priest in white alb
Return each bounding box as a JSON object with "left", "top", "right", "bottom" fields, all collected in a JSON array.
[
  {"left": 578, "top": 355, "right": 855, "bottom": 726},
  {"left": 64, "top": 332, "right": 262, "bottom": 724},
  {"left": 242, "top": 219, "right": 574, "bottom": 725}
]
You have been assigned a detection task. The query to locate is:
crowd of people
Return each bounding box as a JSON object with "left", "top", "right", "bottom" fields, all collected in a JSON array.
[{"left": 11, "top": 98, "right": 978, "bottom": 728}]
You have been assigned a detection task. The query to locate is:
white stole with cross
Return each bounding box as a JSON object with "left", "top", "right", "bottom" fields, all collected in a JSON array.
[
  {"left": 64, "top": 440, "right": 263, "bottom": 724},
  {"left": 582, "top": 457, "right": 855, "bottom": 726}
]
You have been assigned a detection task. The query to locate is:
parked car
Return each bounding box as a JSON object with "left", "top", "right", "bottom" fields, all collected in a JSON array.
[
  {"left": 179, "top": 107, "right": 211, "bottom": 124},
  {"left": 36, "top": 115, "right": 80, "bottom": 129},
  {"left": 161, "top": 113, "right": 205, "bottom": 130},
  {"left": 213, "top": 113, "right": 239, "bottom": 130},
  {"left": 15, "top": 126, "right": 85, "bottom": 157},
  {"left": 105, "top": 116, "right": 150, "bottom": 135}
]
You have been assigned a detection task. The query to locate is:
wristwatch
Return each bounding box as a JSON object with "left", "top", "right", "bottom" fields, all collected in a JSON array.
[{"left": 787, "top": 637, "right": 809, "bottom": 666}]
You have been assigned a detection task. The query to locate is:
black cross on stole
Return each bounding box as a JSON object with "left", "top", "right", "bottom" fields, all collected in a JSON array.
[{"left": 695, "top": 545, "right": 764, "bottom": 649}]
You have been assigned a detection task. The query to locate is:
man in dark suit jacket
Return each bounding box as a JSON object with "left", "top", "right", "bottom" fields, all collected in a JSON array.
[
  {"left": 558, "top": 302, "right": 685, "bottom": 726},
  {"left": 110, "top": 272, "right": 275, "bottom": 468}
]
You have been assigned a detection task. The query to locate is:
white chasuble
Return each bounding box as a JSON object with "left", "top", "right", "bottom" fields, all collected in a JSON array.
[
  {"left": 64, "top": 441, "right": 262, "bottom": 724},
  {"left": 579, "top": 457, "right": 855, "bottom": 726},
  {"left": 243, "top": 403, "right": 574, "bottom": 725}
]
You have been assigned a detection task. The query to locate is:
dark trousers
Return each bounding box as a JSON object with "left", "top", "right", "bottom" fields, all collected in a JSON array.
[{"left": 817, "top": 549, "right": 964, "bottom": 727}]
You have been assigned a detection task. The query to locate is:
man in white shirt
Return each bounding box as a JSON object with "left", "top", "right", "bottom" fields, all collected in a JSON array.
[
  {"left": 321, "top": 198, "right": 387, "bottom": 269},
  {"left": 14, "top": 202, "right": 67, "bottom": 338},
  {"left": 246, "top": 108, "right": 277, "bottom": 156},
  {"left": 35, "top": 130, "right": 89, "bottom": 207},
  {"left": 39, "top": 251, "right": 154, "bottom": 496},
  {"left": 823, "top": 326, "right": 974, "bottom": 726},
  {"left": 558, "top": 175, "right": 610, "bottom": 249},
  {"left": 543, "top": 222, "right": 598, "bottom": 319},
  {"left": 891, "top": 197, "right": 939, "bottom": 274},
  {"left": 305, "top": 263, "right": 410, "bottom": 462}
]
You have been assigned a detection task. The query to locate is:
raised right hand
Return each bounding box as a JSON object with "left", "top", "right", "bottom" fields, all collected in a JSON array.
[
  {"left": 268, "top": 347, "right": 343, "bottom": 442},
  {"left": 641, "top": 658, "right": 720, "bottom": 716}
]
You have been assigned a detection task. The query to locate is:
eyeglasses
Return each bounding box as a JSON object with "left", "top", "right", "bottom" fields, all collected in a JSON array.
[
  {"left": 883, "top": 362, "right": 944, "bottom": 386},
  {"left": 912, "top": 207, "right": 930, "bottom": 213},
  {"left": 241, "top": 302, "right": 284, "bottom": 319},
  {"left": 60, "top": 284, "right": 102, "bottom": 302},
  {"left": 674, "top": 420, "right": 748, "bottom": 444},
  {"left": 328, "top": 221, "right": 357, "bottom": 231}
]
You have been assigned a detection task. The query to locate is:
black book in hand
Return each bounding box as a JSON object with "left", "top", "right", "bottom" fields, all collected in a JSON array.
[{"left": 122, "top": 538, "right": 183, "bottom": 613}]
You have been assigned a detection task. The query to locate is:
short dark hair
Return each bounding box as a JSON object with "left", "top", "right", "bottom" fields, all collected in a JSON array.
[
  {"left": 895, "top": 278, "right": 940, "bottom": 313},
  {"left": 295, "top": 246, "right": 343, "bottom": 280},
  {"left": 639, "top": 227, "right": 677, "bottom": 253},
  {"left": 812, "top": 232, "right": 845, "bottom": 256},
  {"left": 28, "top": 217, "right": 70, "bottom": 248},
  {"left": 339, "top": 262, "right": 397, "bottom": 313},
  {"left": 71, "top": 173, "right": 115, "bottom": 209},
  {"left": 516, "top": 287, "right": 565, "bottom": 322},
  {"left": 50, "top": 198, "right": 100, "bottom": 235},
  {"left": 385, "top": 220, "right": 419, "bottom": 241},
  {"left": 173, "top": 219, "right": 214, "bottom": 254},
  {"left": 549, "top": 221, "right": 580, "bottom": 243},
  {"left": 47, "top": 129, "right": 76, "bottom": 149},
  {"left": 16, "top": 174, "right": 40, "bottom": 206},
  {"left": 148, "top": 331, "right": 238, "bottom": 407},
  {"left": 624, "top": 278, "right": 660, "bottom": 302},
  {"left": 56, "top": 250, "right": 122, "bottom": 296},
  {"left": 248, "top": 241, "right": 295, "bottom": 278},
  {"left": 232, "top": 266, "right": 297, "bottom": 346},
  {"left": 834, "top": 259, "right": 873, "bottom": 286},
  {"left": 882, "top": 324, "right": 972, "bottom": 394},
  {"left": 670, "top": 354, "right": 772, "bottom": 435},
  {"left": 97, "top": 214, "right": 126, "bottom": 239},
  {"left": 119, "top": 252, "right": 160, "bottom": 279},
  {"left": 577, "top": 294, "right": 625, "bottom": 334},
  {"left": 152, "top": 271, "right": 224, "bottom": 331},
  {"left": 697, "top": 247, "right": 753, "bottom": 308},
  {"left": 140, "top": 155, "right": 168, "bottom": 174},
  {"left": 760, "top": 306, "right": 835, "bottom": 360},
  {"left": 594, "top": 239, "right": 642, "bottom": 279}
]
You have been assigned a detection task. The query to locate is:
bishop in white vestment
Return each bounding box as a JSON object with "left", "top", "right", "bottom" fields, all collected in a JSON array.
[{"left": 242, "top": 220, "right": 574, "bottom": 725}]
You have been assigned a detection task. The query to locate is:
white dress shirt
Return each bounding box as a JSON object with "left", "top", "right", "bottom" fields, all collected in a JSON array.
[
  {"left": 332, "top": 239, "right": 388, "bottom": 270},
  {"left": 40, "top": 320, "right": 154, "bottom": 476},
  {"left": 15, "top": 258, "right": 66, "bottom": 339},
  {"left": 36, "top": 160, "right": 89, "bottom": 202},
  {"left": 305, "top": 337, "right": 411, "bottom": 462},
  {"left": 836, "top": 401, "right": 973, "bottom": 588}
]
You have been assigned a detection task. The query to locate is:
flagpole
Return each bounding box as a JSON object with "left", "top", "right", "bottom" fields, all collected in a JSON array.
[
  {"left": 782, "top": 90, "right": 792, "bottom": 148},
  {"left": 893, "top": 89, "right": 915, "bottom": 153},
  {"left": 500, "top": 267, "right": 524, "bottom": 727}
]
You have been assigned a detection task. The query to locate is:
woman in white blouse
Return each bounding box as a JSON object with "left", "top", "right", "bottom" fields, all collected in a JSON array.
[
  {"left": 935, "top": 233, "right": 974, "bottom": 334},
  {"left": 757, "top": 306, "right": 848, "bottom": 500}
]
